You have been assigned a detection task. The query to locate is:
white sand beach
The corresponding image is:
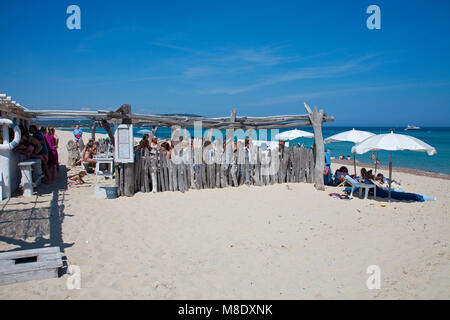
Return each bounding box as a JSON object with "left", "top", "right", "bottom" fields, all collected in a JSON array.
[{"left": 0, "top": 130, "right": 449, "bottom": 299}]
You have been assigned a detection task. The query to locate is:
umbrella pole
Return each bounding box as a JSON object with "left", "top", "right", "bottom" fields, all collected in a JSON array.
[
  {"left": 374, "top": 151, "right": 378, "bottom": 175},
  {"left": 388, "top": 151, "right": 392, "bottom": 203},
  {"left": 353, "top": 151, "right": 357, "bottom": 177}
]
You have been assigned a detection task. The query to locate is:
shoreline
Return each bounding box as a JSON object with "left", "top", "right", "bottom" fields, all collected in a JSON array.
[
  {"left": 53, "top": 128, "right": 449, "bottom": 179},
  {"left": 332, "top": 159, "right": 450, "bottom": 180}
]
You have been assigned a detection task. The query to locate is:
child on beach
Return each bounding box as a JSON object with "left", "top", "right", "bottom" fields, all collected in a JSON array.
[{"left": 67, "top": 171, "right": 87, "bottom": 186}]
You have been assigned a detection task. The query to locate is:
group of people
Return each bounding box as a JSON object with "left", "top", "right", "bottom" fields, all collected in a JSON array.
[
  {"left": 324, "top": 161, "right": 401, "bottom": 193},
  {"left": 67, "top": 125, "right": 94, "bottom": 186},
  {"left": 13, "top": 125, "right": 59, "bottom": 183},
  {"left": 324, "top": 149, "right": 400, "bottom": 190},
  {"left": 135, "top": 134, "right": 172, "bottom": 159}
]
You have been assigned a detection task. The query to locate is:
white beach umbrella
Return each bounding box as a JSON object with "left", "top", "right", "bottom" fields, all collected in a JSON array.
[
  {"left": 352, "top": 131, "right": 437, "bottom": 202},
  {"left": 137, "top": 129, "right": 152, "bottom": 135},
  {"left": 324, "top": 128, "right": 375, "bottom": 175},
  {"left": 275, "top": 129, "right": 313, "bottom": 141}
]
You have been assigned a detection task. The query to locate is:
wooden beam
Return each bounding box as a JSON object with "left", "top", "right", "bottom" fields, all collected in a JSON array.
[{"left": 91, "top": 122, "right": 97, "bottom": 140}]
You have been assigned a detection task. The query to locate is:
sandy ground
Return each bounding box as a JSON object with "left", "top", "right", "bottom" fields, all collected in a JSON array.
[{"left": 0, "top": 129, "right": 448, "bottom": 299}]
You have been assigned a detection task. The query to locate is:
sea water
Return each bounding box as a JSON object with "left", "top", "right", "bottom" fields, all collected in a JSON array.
[{"left": 62, "top": 126, "right": 450, "bottom": 174}]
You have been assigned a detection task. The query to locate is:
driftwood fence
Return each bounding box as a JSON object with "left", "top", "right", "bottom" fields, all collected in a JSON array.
[
  {"left": 96, "top": 138, "right": 112, "bottom": 154},
  {"left": 115, "top": 140, "right": 315, "bottom": 196}
]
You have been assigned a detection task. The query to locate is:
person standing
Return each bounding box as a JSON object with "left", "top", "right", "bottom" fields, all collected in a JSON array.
[
  {"left": 73, "top": 124, "right": 83, "bottom": 145},
  {"left": 324, "top": 149, "right": 332, "bottom": 185},
  {"left": 29, "top": 125, "right": 50, "bottom": 183},
  {"left": 45, "top": 127, "right": 59, "bottom": 181}
]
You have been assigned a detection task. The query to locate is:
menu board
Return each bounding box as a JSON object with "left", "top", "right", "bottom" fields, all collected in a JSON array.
[{"left": 114, "top": 124, "right": 134, "bottom": 163}]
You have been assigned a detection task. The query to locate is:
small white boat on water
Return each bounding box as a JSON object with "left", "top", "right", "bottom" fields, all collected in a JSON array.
[{"left": 405, "top": 125, "right": 421, "bottom": 131}]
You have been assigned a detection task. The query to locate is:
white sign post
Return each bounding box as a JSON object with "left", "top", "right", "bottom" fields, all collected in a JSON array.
[{"left": 114, "top": 124, "right": 134, "bottom": 163}]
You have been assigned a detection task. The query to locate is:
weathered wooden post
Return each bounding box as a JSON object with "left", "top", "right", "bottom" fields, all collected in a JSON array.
[
  {"left": 100, "top": 119, "right": 115, "bottom": 146},
  {"left": 90, "top": 122, "right": 96, "bottom": 140},
  {"left": 171, "top": 125, "right": 182, "bottom": 147},
  {"left": 304, "top": 102, "right": 325, "bottom": 191},
  {"left": 114, "top": 104, "right": 135, "bottom": 197}
]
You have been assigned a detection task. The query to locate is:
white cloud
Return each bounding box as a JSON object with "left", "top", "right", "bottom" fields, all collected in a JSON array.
[{"left": 198, "top": 55, "right": 378, "bottom": 95}]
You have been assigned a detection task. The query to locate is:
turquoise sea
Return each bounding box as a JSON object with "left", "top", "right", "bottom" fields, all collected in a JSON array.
[{"left": 63, "top": 126, "right": 450, "bottom": 174}]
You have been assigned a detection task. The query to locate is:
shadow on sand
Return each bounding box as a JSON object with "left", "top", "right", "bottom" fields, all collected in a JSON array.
[{"left": 0, "top": 165, "right": 74, "bottom": 274}]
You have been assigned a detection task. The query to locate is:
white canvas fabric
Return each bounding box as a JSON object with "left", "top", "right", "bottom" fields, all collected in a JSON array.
[
  {"left": 352, "top": 132, "right": 437, "bottom": 156},
  {"left": 324, "top": 128, "right": 375, "bottom": 144},
  {"left": 275, "top": 129, "right": 314, "bottom": 140}
]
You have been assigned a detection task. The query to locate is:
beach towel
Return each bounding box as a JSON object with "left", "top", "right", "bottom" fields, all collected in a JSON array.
[
  {"left": 329, "top": 193, "right": 350, "bottom": 200},
  {"left": 344, "top": 180, "right": 435, "bottom": 202}
]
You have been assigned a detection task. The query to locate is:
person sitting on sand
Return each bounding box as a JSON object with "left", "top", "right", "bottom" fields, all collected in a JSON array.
[{"left": 67, "top": 171, "right": 87, "bottom": 186}]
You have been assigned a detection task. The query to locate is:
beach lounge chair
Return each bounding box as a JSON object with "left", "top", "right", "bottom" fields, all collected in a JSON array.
[{"left": 344, "top": 175, "right": 376, "bottom": 200}]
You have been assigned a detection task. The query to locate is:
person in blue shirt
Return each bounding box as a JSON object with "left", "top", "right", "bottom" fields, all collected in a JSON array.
[
  {"left": 73, "top": 125, "right": 83, "bottom": 144},
  {"left": 324, "top": 149, "right": 332, "bottom": 185}
]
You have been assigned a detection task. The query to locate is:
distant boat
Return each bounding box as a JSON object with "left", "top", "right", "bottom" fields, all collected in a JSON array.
[{"left": 405, "top": 125, "right": 421, "bottom": 131}]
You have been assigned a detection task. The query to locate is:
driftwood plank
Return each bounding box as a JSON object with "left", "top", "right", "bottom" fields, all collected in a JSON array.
[
  {"left": 150, "top": 152, "right": 157, "bottom": 193},
  {"left": 0, "top": 247, "right": 62, "bottom": 286},
  {"left": 159, "top": 151, "right": 166, "bottom": 192},
  {"left": 187, "top": 146, "right": 195, "bottom": 189},
  {"left": 168, "top": 158, "right": 174, "bottom": 191},
  {"left": 124, "top": 163, "right": 135, "bottom": 197}
]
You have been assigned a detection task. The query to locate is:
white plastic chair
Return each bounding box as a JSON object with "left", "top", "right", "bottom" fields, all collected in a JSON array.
[{"left": 345, "top": 175, "right": 377, "bottom": 200}]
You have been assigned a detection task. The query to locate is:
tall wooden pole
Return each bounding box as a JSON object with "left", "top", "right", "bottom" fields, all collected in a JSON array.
[
  {"left": 101, "top": 120, "right": 115, "bottom": 146},
  {"left": 226, "top": 108, "right": 236, "bottom": 165},
  {"left": 171, "top": 125, "right": 182, "bottom": 147},
  {"left": 90, "top": 122, "right": 96, "bottom": 141},
  {"left": 304, "top": 102, "right": 325, "bottom": 191},
  {"left": 117, "top": 104, "right": 135, "bottom": 197}
]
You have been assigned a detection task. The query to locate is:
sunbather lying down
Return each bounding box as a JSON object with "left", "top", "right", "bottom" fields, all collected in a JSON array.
[
  {"left": 68, "top": 171, "right": 87, "bottom": 186},
  {"left": 343, "top": 180, "right": 435, "bottom": 202}
]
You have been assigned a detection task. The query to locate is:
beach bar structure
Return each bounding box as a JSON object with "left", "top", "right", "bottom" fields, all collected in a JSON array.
[{"left": 1, "top": 91, "right": 334, "bottom": 199}]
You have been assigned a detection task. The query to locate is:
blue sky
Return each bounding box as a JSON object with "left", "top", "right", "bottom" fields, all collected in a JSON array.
[{"left": 1, "top": 0, "right": 449, "bottom": 126}]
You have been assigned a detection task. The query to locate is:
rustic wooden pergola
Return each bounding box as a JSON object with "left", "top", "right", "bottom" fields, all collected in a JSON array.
[{"left": 1, "top": 92, "right": 334, "bottom": 192}]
